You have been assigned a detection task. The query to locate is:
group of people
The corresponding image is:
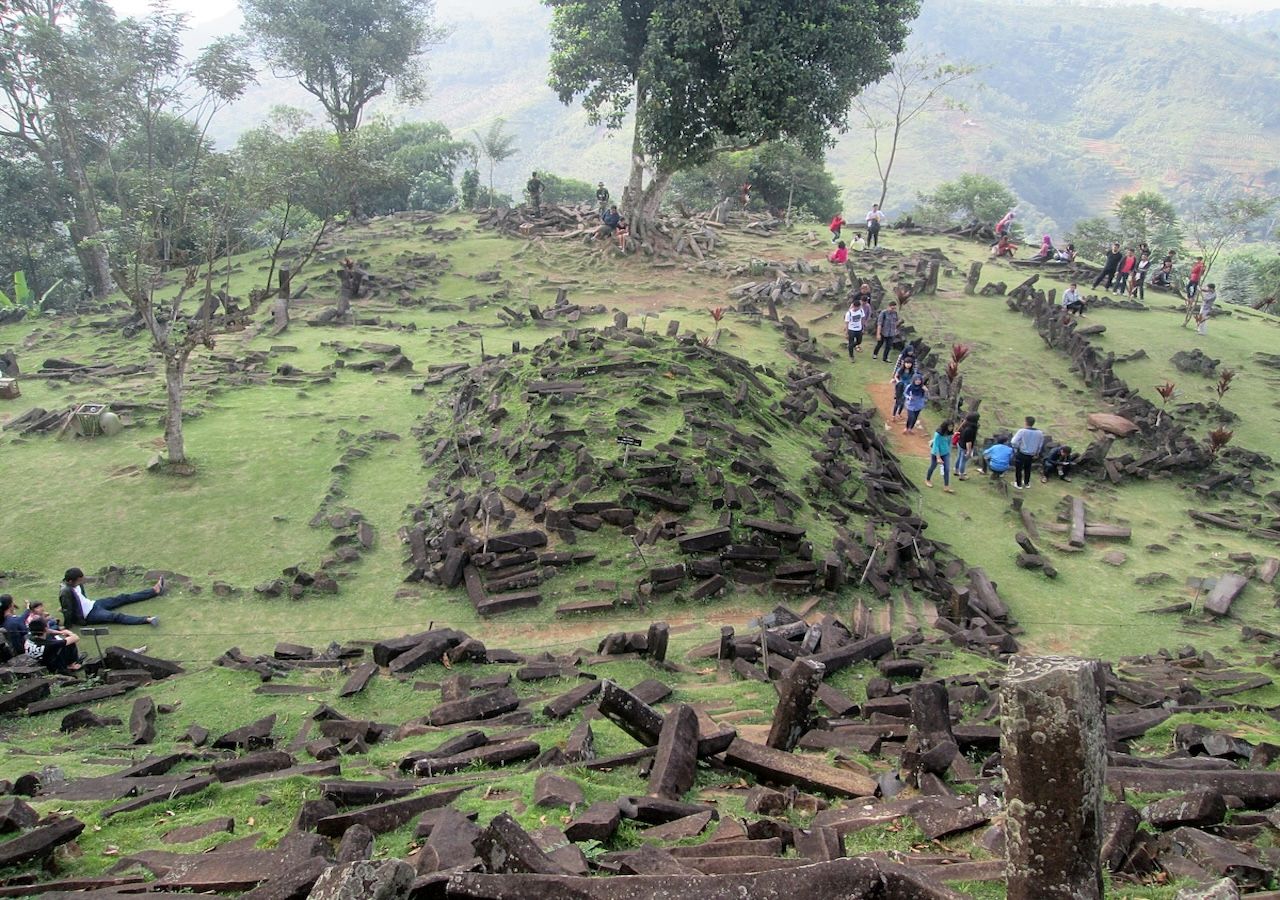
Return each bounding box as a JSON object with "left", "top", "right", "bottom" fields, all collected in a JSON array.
[
  {"left": 1, "top": 569, "right": 164, "bottom": 674},
  {"left": 843, "top": 288, "right": 903, "bottom": 364},
  {"left": 919, "top": 412, "right": 1079, "bottom": 494},
  {"left": 830, "top": 203, "right": 887, "bottom": 250}
]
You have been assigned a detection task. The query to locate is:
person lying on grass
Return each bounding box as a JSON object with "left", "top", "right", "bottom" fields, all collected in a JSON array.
[{"left": 60, "top": 567, "right": 162, "bottom": 628}]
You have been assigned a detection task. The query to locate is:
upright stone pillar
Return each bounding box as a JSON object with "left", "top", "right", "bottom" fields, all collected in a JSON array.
[
  {"left": 1002, "top": 656, "right": 1106, "bottom": 900},
  {"left": 766, "top": 658, "right": 824, "bottom": 751}
]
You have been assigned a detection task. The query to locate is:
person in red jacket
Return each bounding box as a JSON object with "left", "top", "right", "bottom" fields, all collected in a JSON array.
[
  {"left": 1187, "top": 256, "right": 1206, "bottom": 299},
  {"left": 830, "top": 213, "right": 845, "bottom": 244},
  {"left": 828, "top": 241, "right": 849, "bottom": 265},
  {"left": 1114, "top": 248, "right": 1136, "bottom": 294}
]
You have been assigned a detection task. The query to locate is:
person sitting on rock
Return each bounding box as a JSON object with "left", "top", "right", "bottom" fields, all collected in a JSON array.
[
  {"left": 1032, "top": 234, "right": 1054, "bottom": 262},
  {"left": 600, "top": 205, "right": 622, "bottom": 238},
  {"left": 1042, "top": 445, "right": 1077, "bottom": 482},
  {"left": 828, "top": 241, "right": 849, "bottom": 265},
  {"left": 25, "top": 616, "right": 83, "bottom": 674},
  {"left": 1150, "top": 259, "right": 1174, "bottom": 289},
  {"left": 980, "top": 436, "right": 1015, "bottom": 477},
  {"left": 59, "top": 567, "right": 162, "bottom": 627},
  {"left": 1055, "top": 242, "right": 1076, "bottom": 263},
  {"left": 1061, "top": 282, "right": 1086, "bottom": 316}
]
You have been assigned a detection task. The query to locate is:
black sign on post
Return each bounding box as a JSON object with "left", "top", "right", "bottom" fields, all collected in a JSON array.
[{"left": 615, "top": 435, "right": 642, "bottom": 447}]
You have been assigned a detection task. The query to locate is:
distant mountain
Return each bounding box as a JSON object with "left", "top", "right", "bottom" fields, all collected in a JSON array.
[{"left": 197, "top": 0, "right": 1280, "bottom": 235}]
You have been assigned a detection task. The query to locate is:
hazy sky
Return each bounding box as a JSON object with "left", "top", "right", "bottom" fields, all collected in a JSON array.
[{"left": 109, "top": 0, "right": 1280, "bottom": 25}]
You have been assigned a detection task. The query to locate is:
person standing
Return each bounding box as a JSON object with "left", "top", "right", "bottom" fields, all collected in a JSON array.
[
  {"left": 1130, "top": 250, "right": 1150, "bottom": 300},
  {"left": 526, "top": 172, "right": 544, "bottom": 212},
  {"left": 1114, "top": 248, "right": 1136, "bottom": 294},
  {"left": 955, "top": 411, "right": 980, "bottom": 480},
  {"left": 926, "top": 420, "right": 955, "bottom": 492},
  {"left": 903, "top": 374, "right": 927, "bottom": 434},
  {"left": 995, "top": 209, "right": 1015, "bottom": 237},
  {"left": 595, "top": 182, "right": 610, "bottom": 216},
  {"left": 1187, "top": 256, "right": 1206, "bottom": 299},
  {"left": 865, "top": 203, "right": 886, "bottom": 248},
  {"left": 830, "top": 212, "right": 846, "bottom": 244},
  {"left": 1010, "top": 416, "right": 1045, "bottom": 490},
  {"left": 844, "top": 297, "right": 868, "bottom": 360},
  {"left": 1197, "top": 283, "right": 1217, "bottom": 335},
  {"left": 1092, "top": 242, "right": 1123, "bottom": 290},
  {"left": 59, "top": 568, "right": 162, "bottom": 627},
  {"left": 873, "top": 300, "right": 900, "bottom": 361}
]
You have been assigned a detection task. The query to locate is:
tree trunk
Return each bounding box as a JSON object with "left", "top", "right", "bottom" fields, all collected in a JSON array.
[
  {"left": 163, "top": 354, "right": 187, "bottom": 464},
  {"left": 56, "top": 127, "right": 113, "bottom": 298},
  {"left": 876, "top": 120, "right": 903, "bottom": 210}
]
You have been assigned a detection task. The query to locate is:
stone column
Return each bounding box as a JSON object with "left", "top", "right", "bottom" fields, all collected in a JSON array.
[
  {"left": 1002, "top": 656, "right": 1106, "bottom": 900},
  {"left": 766, "top": 658, "right": 824, "bottom": 751}
]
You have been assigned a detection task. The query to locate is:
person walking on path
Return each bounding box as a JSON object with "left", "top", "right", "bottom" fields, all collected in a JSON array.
[
  {"left": 1187, "top": 256, "right": 1206, "bottom": 299},
  {"left": 865, "top": 203, "right": 886, "bottom": 248},
  {"left": 873, "top": 300, "right": 900, "bottom": 361},
  {"left": 954, "top": 411, "right": 980, "bottom": 480},
  {"left": 889, "top": 357, "right": 916, "bottom": 426},
  {"left": 1092, "top": 242, "right": 1123, "bottom": 290},
  {"left": 830, "top": 212, "right": 845, "bottom": 244},
  {"left": 526, "top": 172, "right": 544, "bottom": 212},
  {"left": 59, "top": 567, "right": 162, "bottom": 627},
  {"left": 925, "top": 420, "right": 955, "bottom": 492},
  {"left": 844, "top": 297, "right": 868, "bottom": 360},
  {"left": 1010, "top": 416, "right": 1045, "bottom": 490},
  {"left": 595, "top": 182, "right": 610, "bottom": 216},
  {"left": 1197, "top": 283, "right": 1217, "bottom": 335},
  {"left": 903, "top": 374, "right": 927, "bottom": 434}
]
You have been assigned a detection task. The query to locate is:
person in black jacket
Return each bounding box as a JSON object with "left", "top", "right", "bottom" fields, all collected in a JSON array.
[
  {"left": 60, "top": 567, "right": 162, "bottom": 627},
  {"left": 1041, "top": 445, "right": 1078, "bottom": 482},
  {"left": 1092, "top": 242, "right": 1123, "bottom": 290},
  {"left": 25, "top": 616, "right": 82, "bottom": 673},
  {"left": 954, "top": 411, "right": 980, "bottom": 480}
]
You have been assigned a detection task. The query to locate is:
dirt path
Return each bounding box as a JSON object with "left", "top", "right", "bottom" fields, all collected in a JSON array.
[{"left": 865, "top": 379, "right": 933, "bottom": 459}]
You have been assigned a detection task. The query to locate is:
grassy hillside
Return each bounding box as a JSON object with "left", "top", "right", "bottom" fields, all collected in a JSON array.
[{"left": 3, "top": 214, "right": 1280, "bottom": 896}]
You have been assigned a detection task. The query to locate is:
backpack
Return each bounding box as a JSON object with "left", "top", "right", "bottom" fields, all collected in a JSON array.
[{"left": 59, "top": 584, "right": 84, "bottom": 627}]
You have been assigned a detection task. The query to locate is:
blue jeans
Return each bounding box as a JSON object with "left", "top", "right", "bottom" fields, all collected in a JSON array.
[
  {"left": 954, "top": 446, "right": 970, "bottom": 475},
  {"left": 85, "top": 588, "right": 157, "bottom": 626},
  {"left": 927, "top": 453, "right": 951, "bottom": 486},
  {"left": 905, "top": 407, "right": 923, "bottom": 430}
]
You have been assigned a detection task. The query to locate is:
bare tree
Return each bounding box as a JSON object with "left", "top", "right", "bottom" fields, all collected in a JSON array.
[
  {"left": 852, "top": 50, "right": 978, "bottom": 210},
  {"left": 1184, "top": 179, "right": 1277, "bottom": 281}
]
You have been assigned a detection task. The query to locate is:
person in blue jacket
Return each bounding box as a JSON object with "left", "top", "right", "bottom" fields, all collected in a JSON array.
[
  {"left": 926, "top": 420, "right": 955, "bottom": 492},
  {"left": 903, "top": 374, "right": 927, "bottom": 434},
  {"left": 981, "top": 436, "right": 1015, "bottom": 475}
]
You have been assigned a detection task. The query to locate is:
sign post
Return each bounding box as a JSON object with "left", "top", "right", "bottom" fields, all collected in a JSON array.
[{"left": 615, "top": 434, "right": 642, "bottom": 466}]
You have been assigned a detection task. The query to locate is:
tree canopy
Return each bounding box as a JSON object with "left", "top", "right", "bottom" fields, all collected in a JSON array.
[
  {"left": 545, "top": 0, "right": 919, "bottom": 233},
  {"left": 240, "top": 0, "right": 444, "bottom": 134},
  {"left": 670, "top": 142, "right": 841, "bottom": 221},
  {"left": 913, "top": 173, "right": 1018, "bottom": 228}
]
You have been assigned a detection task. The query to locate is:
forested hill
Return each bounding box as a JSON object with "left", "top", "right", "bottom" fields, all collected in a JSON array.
[{"left": 200, "top": 0, "right": 1280, "bottom": 232}]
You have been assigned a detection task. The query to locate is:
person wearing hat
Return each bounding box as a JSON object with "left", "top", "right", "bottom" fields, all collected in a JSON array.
[
  {"left": 596, "top": 182, "right": 610, "bottom": 216},
  {"left": 59, "top": 567, "right": 162, "bottom": 627},
  {"left": 25, "top": 616, "right": 83, "bottom": 673}
]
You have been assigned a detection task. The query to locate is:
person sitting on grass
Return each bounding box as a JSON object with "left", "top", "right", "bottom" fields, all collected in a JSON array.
[
  {"left": 903, "top": 374, "right": 928, "bottom": 434},
  {"left": 1042, "top": 445, "right": 1077, "bottom": 482},
  {"left": 828, "top": 241, "right": 849, "bottom": 265},
  {"left": 991, "top": 233, "right": 1017, "bottom": 258},
  {"left": 59, "top": 567, "right": 162, "bottom": 628},
  {"left": 1032, "top": 234, "right": 1055, "bottom": 262},
  {"left": 1054, "top": 243, "right": 1076, "bottom": 263},
  {"left": 1, "top": 594, "right": 27, "bottom": 656},
  {"left": 25, "top": 616, "right": 83, "bottom": 674},
  {"left": 980, "top": 436, "right": 1015, "bottom": 477},
  {"left": 926, "top": 420, "right": 955, "bottom": 493}
]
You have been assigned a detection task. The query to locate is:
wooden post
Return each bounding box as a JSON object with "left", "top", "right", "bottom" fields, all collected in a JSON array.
[{"left": 1003, "top": 656, "right": 1106, "bottom": 900}]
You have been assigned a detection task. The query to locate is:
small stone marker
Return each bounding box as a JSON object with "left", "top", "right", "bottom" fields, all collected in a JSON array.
[{"left": 1002, "top": 656, "right": 1106, "bottom": 900}]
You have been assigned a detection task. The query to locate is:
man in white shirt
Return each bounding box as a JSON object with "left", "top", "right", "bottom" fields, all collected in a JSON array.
[
  {"left": 59, "top": 567, "right": 162, "bottom": 627},
  {"left": 1061, "top": 283, "right": 1085, "bottom": 315},
  {"left": 865, "top": 204, "right": 886, "bottom": 248},
  {"left": 844, "top": 298, "right": 868, "bottom": 360}
]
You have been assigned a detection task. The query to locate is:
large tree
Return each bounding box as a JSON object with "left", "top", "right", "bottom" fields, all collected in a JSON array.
[
  {"left": 545, "top": 0, "right": 919, "bottom": 238},
  {"left": 913, "top": 173, "right": 1018, "bottom": 228},
  {"left": 0, "top": 0, "right": 140, "bottom": 297},
  {"left": 851, "top": 50, "right": 977, "bottom": 210},
  {"left": 240, "top": 0, "right": 444, "bottom": 135}
]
